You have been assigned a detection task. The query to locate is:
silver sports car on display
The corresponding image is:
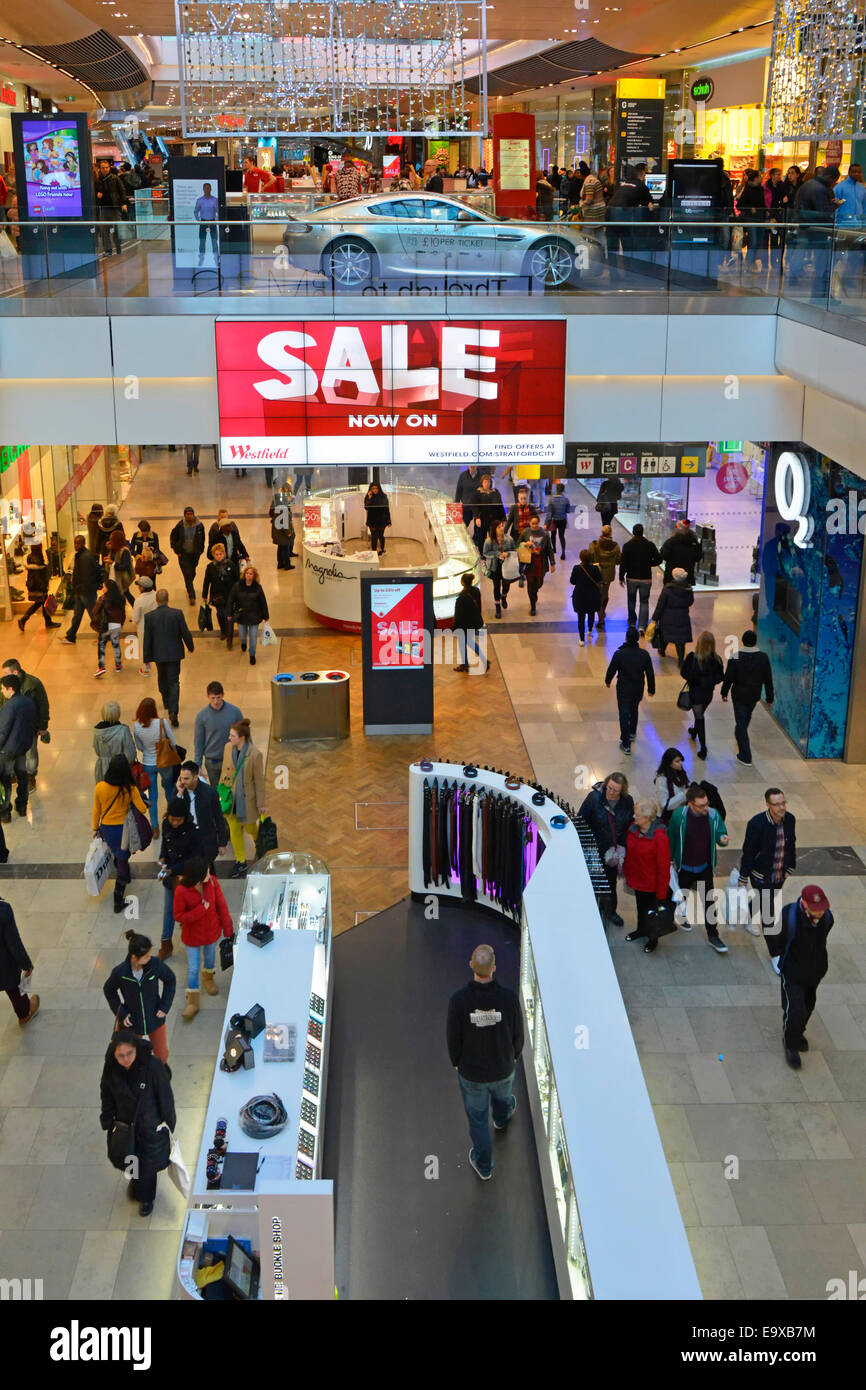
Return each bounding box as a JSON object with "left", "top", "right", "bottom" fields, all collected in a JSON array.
[{"left": 280, "top": 192, "right": 603, "bottom": 290}]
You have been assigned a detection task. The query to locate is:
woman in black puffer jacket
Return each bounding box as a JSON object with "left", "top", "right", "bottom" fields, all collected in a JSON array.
[
  {"left": 578, "top": 773, "right": 634, "bottom": 927},
  {"left": 229, "top": 564, "right": 270, "bottom": 667},
  {"left": 652, "top": 569, "right": 694, "bottom": 666},
  {"left": 99, "top": 1030, "right": 176, "bottom": 1216},
  {"left": 103, "top": 930, "right": 176, "bottom": 1062}
]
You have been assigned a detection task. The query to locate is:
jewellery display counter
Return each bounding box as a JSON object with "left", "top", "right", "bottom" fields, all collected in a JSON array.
[
  {"left": 408, "top": 763, "right": 702, "bottom": 1301},
  {"left": 176, "top": 853, "right": 334, "bottom": 1301},
  {"left": 302, "top": 483, "right": 478, "bottom": 632}
]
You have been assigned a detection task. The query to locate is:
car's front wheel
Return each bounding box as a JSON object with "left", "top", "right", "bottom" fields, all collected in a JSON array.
[
  {"left": 323, "top": 237, "right": 378, "bottom": 291},
  {"left": 524, "top": 238, "right": 578, "bottom": 289}
]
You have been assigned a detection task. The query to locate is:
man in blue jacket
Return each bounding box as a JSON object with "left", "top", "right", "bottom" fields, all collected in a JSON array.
[
  {"left": 769, "top": 885, "right": 832, "bottom": 1069},
  {"left": 0, "top": 673, "right": 36, "bottom": 823},
  {"left": 738, "top": 787, "right": 796, "bottom": 950}
]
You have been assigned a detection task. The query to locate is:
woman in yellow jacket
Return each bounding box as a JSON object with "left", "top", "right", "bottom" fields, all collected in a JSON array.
[
  {"left": 219, "top": 718, "right": 266, "bottom": 878},
  {"left": 92, "top": 753, "right": 148, "bottom": 912}
]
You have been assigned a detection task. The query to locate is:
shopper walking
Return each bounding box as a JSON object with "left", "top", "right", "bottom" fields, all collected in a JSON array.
[
  {"left": 588, "top": 525, "right": 621, "bottom": 629},
  {"left": 60, "top": 535, "right": 101, "bottom": 644},
  {"left": 169, "top": 507, "right": 206, "bottom": 604},
  {"left": 454, "top": 463, "right": 481, "bottom": 526},
  {"left": 133, "top": 697, "right": 178, "bottom": 831},
  {"left": 194, "top": 683, "right": 243, "bottom": 789},
  {"left": 660, "top": 519, "right": 701, "bottom": 584},
  {"left": 132, "top": 577, "right": 158, "bottom": 675},
  {"left": 770, "top": 885, "right": 833, "bottom": 1068},
  {"left": 93, "top": 701, "right": 137, "bottom": 783},
  {"left": 545, "top": 483, "right": 572, "bottom": 559},
  {"left": 176, "top": 760, "right": 229, "bottom": 872},
  {"left": 94, "top": 158, "right": 128, "bottom": 254},
  {"left": 667, "top": 783, "right": 730, "bottom": 952},
  {"left": 483, "top": 520, "right": 516, "bottom": 619},
  {"left": 471, "top": 474, "right": 506, "bottom": 554},
  {"left": 219, "top": 718, "right": 266, "bottom": 878},
  {"left": 721, "top": 629, "right": 774, "bottom": 764},
  {"left": 206, "top": 509, "right": 248, "bottom": 565},
  {"left": 134, "top": 546, "right": 158, "bottom": 584},
  {"left": 570, "top": 548, "right": 603, "bottom": 645},
  {"left": 173, "top": 857, "right": 234, "bottom": 1019},
  {"left": 518, "top": 512, "right": 556, "bottom": 615},
  {"left": 0, "top": 659, "right": 49, "bottom": 791},
  {"left": 623, "top": 799, "right": 672, "bottom": 954},
  {"left": 18, "top": 543, "right": 60, "bottom": 631},
  {"left": 680, "top": 631, "right": 724, "bottom": 759},
  {"left": 652, "top": 569, "right": 694, "bottom": 666},
  {"left": 618, "top": 523, "right": 662, "bottom": 634},
  {"left": 579, "top": 773, "right": 634, "bottom": 927},
  {"left": 446, "top": 943, "right": 523, "bottom": 1181},
  {"left": 229, "top": 564, "right": 269, "bottom": 666},
  {"left": 504, "top": 485, "right": 533, "bottom": 543},
  {"left": 103, "top": 931, "right": 175, "bottom": 1063},
  {"left": 158, "top": 798, "right": 204, "bottom": 959},
  {"left": 738, "top": 788, "right": 796, "bottom": 949},
  {"left": 92, "top": 577, "right": 127, "bottom": 677},
  {"left": 604, "top": 626, "right": 655, "bottom": 755},
  {"left": 654, "top": 748, "right": 689, "bottom": 826},
  {"left": 96, "top": 504, "right": 124, "bottom": 557},
  {"left": 107, "top": 530, "right": 136, "bottom": 610},
  {"left": 100, "top": 1030, "right": 175, "bottom": 1216},
  {"left": 453, "top": 572, "right": 486, "bottom": 673},
  {"left": 0, "top": 672, "right": 36, "bottom": 822},
  {"left": 130, "top": 520, "right": 163, "bottom": 569},
  {"left": 595, "top": 475, "right": 624, "bottom": 527},
  {"left": 92, "top": 753, "right": 148, "bottom": 913},
  {"left": 364, "top": 482, "right": 392, "bottom": 555},
  {"left": 201, "top": 542, "right": 239, "bottom": 646},
  {"left": 0, "top": 896, "right": 38, "bottom": 1024},
  {"left": 269, "top": 495, "right": 295, "bottom": 570},
  {"left": 142, "top": 589, "right": 195, "bottom": 729}
]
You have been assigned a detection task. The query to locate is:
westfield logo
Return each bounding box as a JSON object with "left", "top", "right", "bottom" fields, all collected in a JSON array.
[{"left": 253, "top": 323, "right": 503, "bottom": 406}]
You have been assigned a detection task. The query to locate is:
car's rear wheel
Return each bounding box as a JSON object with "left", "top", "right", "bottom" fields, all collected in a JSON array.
[
  {"left": 323, "top": 237, "right": 378, "bottom": 291},
  {"left": 525, "top": 238, "right": 578, "bottom": 288}
]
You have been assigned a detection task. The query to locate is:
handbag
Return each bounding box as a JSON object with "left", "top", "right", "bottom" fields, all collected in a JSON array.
[
  {"left": 501, "top": 552, "right": 520, "bottom": 583},
  {"left": 644, "top": 619, "right": 656, "bottom": 642},
  {"left": 131, "top": 761, "right": 151, "bottom": 793},
  {"left": 155, "top": 719, "right": 181, "bottom": 769},
  {"left": 517, "top": 542, "right": 533, "bottom": 565},
  {"left": 218, "top": 750, "right": 246, "bottom": 815},
  {"left": 198, "top": 603, "right": 213, "bottom": 632},
  {"left": 107, "top": 1085, "right": 145, "bottom": 1172},
  {"left": 255, "top": 815, "right": 278, "bottom": 858},
  {"left": 676, "top": 684, "right": 693, "bottom": 711},
  {"left": 219, "top": 935, "right": 235, "bottom": 971},
  {"left": 122, "top": 800, "right": 153, "bottom": 855},
  {"left": 646, "top": 901, "right": 678, "bottom": 939},
  {"left": 43, "top": 593, "right": 59, "bottom": 616}
]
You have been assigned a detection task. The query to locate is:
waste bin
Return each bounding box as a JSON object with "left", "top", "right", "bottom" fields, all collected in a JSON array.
[{"left": 271, "top": 670, "right": 350, "bottom": 742}]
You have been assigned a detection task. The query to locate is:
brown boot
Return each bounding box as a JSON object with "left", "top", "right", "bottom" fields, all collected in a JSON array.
[
  {"left": 181, "top": 988, "right": 200, "bottom": 1020},
  {"left": 19, "top": 994, "right": 40, "bottom": 1026},
  {"left": 157, "top": 939, "right": 173, "bottom": 961},
  {"left": 202, "top": 969, "right": 219, "bottom": 997}
]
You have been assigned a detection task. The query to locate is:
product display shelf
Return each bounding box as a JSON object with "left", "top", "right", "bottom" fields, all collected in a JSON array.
[{"left": 408, "top": 762, "right": 702, "bottom": 1302}]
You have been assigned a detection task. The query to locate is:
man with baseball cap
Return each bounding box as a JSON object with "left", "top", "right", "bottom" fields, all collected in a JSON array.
[
  {"left": 446, "top": 944, "right": 524, "bottom": 1181},
  {"left": 769, "top": 885, "right": 833, "bottom": 1069}
]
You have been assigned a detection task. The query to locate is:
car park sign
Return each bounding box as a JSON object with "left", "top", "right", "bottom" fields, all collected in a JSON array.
[{"left": 216, "top": 318, "right": 566, "bottom": 467}]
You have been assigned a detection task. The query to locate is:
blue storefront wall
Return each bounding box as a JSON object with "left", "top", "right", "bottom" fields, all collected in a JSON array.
[{"left": 759, "top": 448, "right": 864, "bottom": 760}]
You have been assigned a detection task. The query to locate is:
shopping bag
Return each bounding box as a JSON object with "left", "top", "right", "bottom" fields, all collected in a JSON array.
[
  {"left": 198, "top": 603, "right": 213, "bottom": 632},
  {"left": 255, "top": 815, "right": 278, "bottom": 858},
  {"left": 167, "top": 1134, "right": 191, "bottom": 1198},
  {"left": 219, "top": 936, "right": 234, "bottom": 971},
  {"left": 0, "top": 229, "right": 16, "bottom": 260},
  {"left": 24, "top": 743, "right": 39, "bottom": 775},
  {"left": 676, "top": 684, "right": 692, "bottom": 711},
  {"left": 723, "top": 866, "right": 752, "bottom": 931},
  {"left": 123, "top": 803, "right": 153, "bottom": 854},
  {"left": 647, "top": 901, "right": 678, "bottom": 939},
  {"left": 644, "top": 620, "right": 656, "bottom": 643},
  {"left": 84, "top": 835, "right": 114, "bottom": 897},
  {"left": 43, "top": 594, "right": 59, "bottom": 616},
  {"left": 502, "top": 552, "right": 520, "bottom": 583},
  {"left": 517, "top": 542, "right": 533, "bottom": 565},
  {"left": 670, "top": 867, "right": 688, "bottom": 925},
  {"left": 260, "top": 622, "right": 277, "bottom": 647}
]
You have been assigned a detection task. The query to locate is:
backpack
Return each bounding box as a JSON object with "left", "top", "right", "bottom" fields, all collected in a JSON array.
[{"left": 699, "top": 779, "right": 726, "bottom": 821}]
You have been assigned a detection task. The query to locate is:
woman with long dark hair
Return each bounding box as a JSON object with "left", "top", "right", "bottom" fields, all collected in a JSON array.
[
  {"left": 93, "top": 576, "right": 127, "bottom": 677},
  {"left": 653, "top": 748, "right": 690, "bottom": 825},
  {"left": 364, "top": 482, "right": 392, "bottom": 554},
  {"left": 103, "top": 930, "right": 176, "bottom": 1063},
  {"left": 92, "top": 753, "right": 148, "bottom": 912},
  {"left": 483, "top": 519, "right": 516, "bottom": 619},
  {"left": 18, "top": 544, "right": 60, "bottom": 630},
  {"left": 100, "top": 1029, "right": 176, "bottom": 1216},
  {"left": 570, "top": 547, "right": 603, "bottom": 646},
  {"left": 681, "top": 630, "right": 724, "bottom": 760}
]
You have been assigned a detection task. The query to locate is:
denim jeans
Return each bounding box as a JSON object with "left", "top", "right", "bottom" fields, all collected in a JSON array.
[
  {"left": 238, "top": 622, "right": 259, "bottom": 658},
  {"left": 626, "top": 579, "right": 651, "bottom": 631},
  {"left": 186, "top": 941, "right": 216, "bottom": 989},
  {"left": 66, "top": 593, "right": 97, "bottom": 640},
  {"left": 162, "top": 882, "right": 176, "bottom": 941},
  {"left": 457, "top": 1069, "right": 516, "bottom": 1175},
  {"left": 98, "top": 623, "right": 122, "bottom": 668},
  {"left": 143, "top": 765, "right": 160, "bottom": 830}
]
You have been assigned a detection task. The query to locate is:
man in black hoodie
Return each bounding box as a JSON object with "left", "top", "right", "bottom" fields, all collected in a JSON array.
[
  {"left": 789, "top": 165, "right": 840, "bottom": 298},
  {"left": 769, "top": 885, "right": 833, "bottom": 1069},
  {"left": 721, "top": 629, "right": 774, "bottom": 764},
  {"left": 619, "top": 522, "right": 662, "bottom": 633},
  {"left": 447, "top": 944, "right": 524, "bottom": 1181},
  {"left": 660, "top": 519, "right": 701, "bottom": 584},
  {"left": 605, "top": 626, "right": 655, "bottom": 755}
]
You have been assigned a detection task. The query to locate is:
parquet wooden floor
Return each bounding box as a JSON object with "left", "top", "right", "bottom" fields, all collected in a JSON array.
[{"left": 264, "top": 634, "right": 533, "bottom": 935}]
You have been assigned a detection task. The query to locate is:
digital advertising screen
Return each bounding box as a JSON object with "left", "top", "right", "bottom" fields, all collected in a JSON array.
[
  {"left": 19, "top": 118, "right": 83, "bottom": 218},
  {"left": 370, "top": 581, "right": 425, "bottom": 668},
  {"left": 215, "top": 318, "right": 566, "bottom": 468}
]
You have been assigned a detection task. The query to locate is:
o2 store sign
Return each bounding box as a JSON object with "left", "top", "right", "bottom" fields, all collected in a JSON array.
[
  {"left": 215, "top": 319, "right": 566, "bottom": 467},
  {"left": 774, "top": 450, "right": 813, "bottom": 548}
]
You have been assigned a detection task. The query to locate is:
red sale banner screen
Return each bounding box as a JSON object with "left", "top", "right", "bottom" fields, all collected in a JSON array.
[
  {"left": 215, "top": 319, "right": 565, "bottom": 468},
  {"left": 370, "top": 582, "right": 425, "bottom": 669}
]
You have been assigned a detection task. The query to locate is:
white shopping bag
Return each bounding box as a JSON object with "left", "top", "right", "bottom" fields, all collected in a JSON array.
[
  {"left": 260, "top": 622, "right": 278, "bottom": 647},
  {"left": 669, "top": 866, "right": 688, "bottom": 925},
  {"left": 84, "top": 835, "right": 114, "bottom": 897},
  {"left": 724, "top": 866, "right": 752, "bottom": 931},
  {"left": 0, "top": 229, "right": 16, "bottom": 260},
  {"left": 167, "top": 1134, "right": 191, "bottom": 1198}
]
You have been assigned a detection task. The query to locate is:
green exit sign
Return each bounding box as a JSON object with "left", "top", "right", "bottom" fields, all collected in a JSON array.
[
  {"left": 0, "top": 445, "right": 27, "bottom": 473},
  {"left": 719, "top": 441, "right": 743, "bottom": 454}
]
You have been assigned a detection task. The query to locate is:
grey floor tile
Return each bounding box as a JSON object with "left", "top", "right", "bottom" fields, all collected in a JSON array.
[
  {"left": 32, "top": 1107, "right": 81, "bottom": 1165},
  {"left": 766, "top": 1224, "right": 863, "bottom": 1300},
  {"left": 724, "top": 1226, "right": 788, "bottom": 1300},
  {"left": 688, "top": 1227, "right": 746, "bottom": 1299},
  {"left": 684, "top": 1162, "right": 742, "bottom": 1227},
  {"left": 0, "top": 1227, "right": 84, "bottom": 1300},
  {"left": 653, "top": 1105, "right": 700, "bottom": 1162},
  {"left": 684, "top": 1104, "right": 777, "bottom": 1161},
  {"left": 653, "top": 1007, "right": 699, "bottom": 1052},
  {"left": 113, "top": 1230, "right": 184, "bottom": 1300},
  {"left": 847, "top": 1223, "right": 866, "bottom": 1267},
  {"left": 165, "top": 1010, "right": 225, "bottom": 1056},
  {"left": 815, "top": 1004, "right": 866, "bottom": 1051},
  {"left": 0, "top": 1106, "right": 41, "bottom": 1163},
  {"left": 688, "top": 1055, "right": 738, "bottom": 1104},
  {"left": 662, "top": 986, "right": 733, "bottom": 1007},
  {"left": 27, "top": 1163, "right": 122, "bottom": 1231},
  {"left": 721, "top": 1052, "right": 808, "bottom": 1103},
  {"left": 0, "top": 1164, "right": 42, "bottom": 1227},
  {"left": 639, "top": 1053, "right": 701, "bottom": 1105},
  {"left": 685, "top": 1006, "right": 766, "bottom": 1054},
  {"left": 797, "top": 1054, "right": 845, "bottom": 1103},
  {"left": 822, "top": 1051, "right": 866, "bottom": 1101},
  {"left": 0, "top": 1056, "right": 44, "bottom": 1107},
  {"left": 30, "top": 1057, "right": 102, "bottom": 1108},
  {"left": 626, "top": 1006, "right": 666, "bottom": 1052},
  {"left": 799, "top": 1159, "right": 866, "bottom": 1223},
  {"left": 831, "top": 1102, "right": 866, "bottom": 1157},
  {"left": 69, "top": 1230, "right": 127, "bottom": 1301},
  {"left": 759, "top": 1102, "right": 816, "bottom": 1161},
  {"left": 667, "top": 1161, "right": 700, "bottom": 1227},
  {"left": 797, "top": 1103, "right": 854, "bottom": 1160},
  {"left": 728, "top": 1161, "right": 822, "bottom": 1226},
  {"left": 161, "top": 1056, "right": 217, "bottom": 1108}
]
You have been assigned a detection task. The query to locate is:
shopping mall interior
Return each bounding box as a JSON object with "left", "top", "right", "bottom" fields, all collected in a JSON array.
[{"left": 0, "top": 0, "right": 866, "bottom": 1334}]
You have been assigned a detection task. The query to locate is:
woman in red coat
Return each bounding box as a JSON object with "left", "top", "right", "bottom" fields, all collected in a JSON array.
[
  {"left": 623, "top": 798, "right": 671, "bottom": 954},
  {"left": 173, "top": 855, "right": 233, "bottom": 1019}
]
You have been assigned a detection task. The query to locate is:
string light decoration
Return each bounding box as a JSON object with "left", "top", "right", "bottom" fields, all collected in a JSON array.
[
  {"left": 765, "top": 0, "right": 866, "bottom": 139},
  {"left": 175, "top": 0, "right": 486, "bottom": 136}
]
